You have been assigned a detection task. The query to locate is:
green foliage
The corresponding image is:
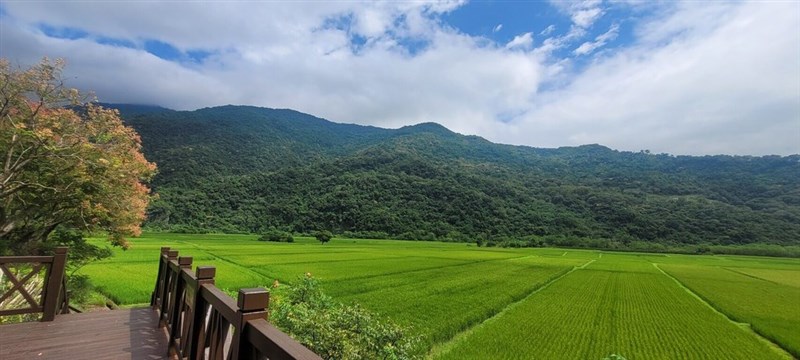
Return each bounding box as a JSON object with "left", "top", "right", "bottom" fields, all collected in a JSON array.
[
  {"left": 270, "top": 274, "right": 418, "bottom": 360},
  {"left": 65, "top": 274, "right": 94, "bottom": 305},
  {"left": 48, "top": 228, "right": 113, "bottom": 271},
  {"left": 115, "top": 105, "right": 800, "bottom": 249},
  {"left": 258, "top": 230, "right": 294, "bottom": 243},
  {"left": 314, "top": 230, "right": 333, "bottom": 244}
]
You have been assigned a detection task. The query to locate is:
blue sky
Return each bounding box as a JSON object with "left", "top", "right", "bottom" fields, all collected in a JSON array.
[{"left": 0, "top": 0, "right": 798, "bottom": 155}]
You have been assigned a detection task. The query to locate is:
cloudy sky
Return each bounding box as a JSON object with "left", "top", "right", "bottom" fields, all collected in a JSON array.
[{"left": 1, "top": 0, "right": 798, "bottom": 155}]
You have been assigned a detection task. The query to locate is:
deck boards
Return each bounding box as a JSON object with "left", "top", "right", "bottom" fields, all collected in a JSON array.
[{"left": 0, "top": 308, "right": 169, "bottom": 359}]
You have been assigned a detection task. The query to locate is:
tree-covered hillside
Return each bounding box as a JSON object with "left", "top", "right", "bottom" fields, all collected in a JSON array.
[{"left": 116, "top": 105, "right": 800, "bottom": 248}]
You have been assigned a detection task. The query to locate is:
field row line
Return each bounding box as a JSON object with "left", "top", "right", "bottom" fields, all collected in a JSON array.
[
  {"left": 721, "top": 267, "right": 783, "bottom": 286},
  {"left": 427, "top": 258, "right": 597, "bottom": 359},
  {"left": 652, "top": 263, "right": 794, "bottom": 359},
  {"left": 204, "top": 247, "right": 528, "bottom": 287},
  {"left": 199, "top": 250, "right": 278, "bottom": 283},
  {"left": 249, "top": 254, "right": 405, "bottom": 266},
  {"left": 325, "top": 254, "right": 542, "bottom": 295}
]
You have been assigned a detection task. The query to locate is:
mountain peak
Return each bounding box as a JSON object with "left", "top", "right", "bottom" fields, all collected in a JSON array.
[{"left": 398, "top": 122, "right": 455, "bottom": 136}]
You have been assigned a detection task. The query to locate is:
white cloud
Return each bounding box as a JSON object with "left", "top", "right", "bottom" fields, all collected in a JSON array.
[
  {"left": 571, "top": 7, "right": 603, "bottom": 28},
  {"left": 573, "top": 23, "right": 619, "bottom": 55},
  {"left": 533, "top": 24, "right": 589, "bottom": 58},
  {"left": 493, "top": 24, "right": 503, "bottom": 32},
  {"left": 505, "top": 32, "right": 534, "bottom": 50},
  {"left": 0, "top": 1, "right": 797, "bottom": 155},
  {"left": 0, "top": 1, "right": 544, "bottom": 139},
  {"left": 494, "top": 2, "right": 800, "bottom": 155},
  {"left": 551, "top": 0, "right": 605, "bottom": 29},
  {"left": 534, "top": 0, "right": 610, "bottom": 59}
]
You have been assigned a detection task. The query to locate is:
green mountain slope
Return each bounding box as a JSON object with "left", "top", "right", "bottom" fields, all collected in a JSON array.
[{"left": 114, "top": 104, "right": 800, "bottom": 248}]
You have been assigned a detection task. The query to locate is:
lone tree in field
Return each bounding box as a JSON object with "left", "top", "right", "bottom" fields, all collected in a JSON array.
[
  {"left": 0, "top": 58, "right": 156, "bottom": 255},
  {"left": 314, "top": 230, "right": 333, "bottom": 245}
]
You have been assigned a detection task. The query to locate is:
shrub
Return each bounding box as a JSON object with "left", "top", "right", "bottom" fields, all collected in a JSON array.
[
  {"left": 313, "top": 230, "right": 333, "bottom": 244},
  {"left": 258, "top": 230, "right": 294, "bottom": 243},
  {"left": 270, "top": 274, "right": 419, "bottom": 359}
]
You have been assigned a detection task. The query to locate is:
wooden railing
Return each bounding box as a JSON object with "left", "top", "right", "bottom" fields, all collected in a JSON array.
[
  {"left": 150, "top": 247, "right": 322, "bottom": 360},
  {"left": 0, "top": 247, "right": 69, "bottom": 321}
]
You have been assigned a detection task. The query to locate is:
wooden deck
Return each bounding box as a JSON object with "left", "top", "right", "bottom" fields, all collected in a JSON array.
[{"left": 0, "top": 307, "right": 169, "bottom": 359}]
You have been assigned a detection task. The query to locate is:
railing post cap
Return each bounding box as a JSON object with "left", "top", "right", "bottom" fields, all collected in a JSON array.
[
  {"left": 167, "top": 250, "right": 179, "bottom": 259},
  {"left": 238, "top": 288, "right": 269, "bottom": 312},
  {"left": 54, "top": 247, "right": 68, "bottom": 254},
  {"left": 195, "top": 266, "right": 216, "bottom": 279},
  {"left": 160, "top": 247, "right": 170, "bottom": 254},
  {"left": 178, "top": 256, "right": 193, "bottom": 267}
]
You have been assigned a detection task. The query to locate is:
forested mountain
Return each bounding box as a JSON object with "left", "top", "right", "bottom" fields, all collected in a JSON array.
[{"left": 114, "top": 104, "right": 800, "bottom": 249}]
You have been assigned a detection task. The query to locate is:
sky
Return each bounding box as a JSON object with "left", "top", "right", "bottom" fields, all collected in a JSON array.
[{"left": 0, "top": 0, "right": 798, "bottom": 156}]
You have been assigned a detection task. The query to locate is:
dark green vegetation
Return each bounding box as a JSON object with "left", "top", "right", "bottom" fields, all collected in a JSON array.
[
  {"left": 114, "top": 104, "right": 800, "bottom": 252},
  {"left": 80, "top": 234, "right": 800, "bottom": 359},
  {"left": 258, "top": 230, "right": 294, "bottom": 243},
  {"left": 314, "top": 230, "right": 333, "bottom": 244}
]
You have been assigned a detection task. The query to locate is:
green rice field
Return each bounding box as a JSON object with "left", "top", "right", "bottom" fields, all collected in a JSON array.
[{"left": 81, "top": 233, "right": 800, "bottom": 359}]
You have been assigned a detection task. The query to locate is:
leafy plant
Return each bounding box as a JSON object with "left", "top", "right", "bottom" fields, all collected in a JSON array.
[
  {"left": 270, "top": 274, "right": 418, "bottom": 360},
  {"left": 314, "top": 230, "right": 333, "bottom": 245},
  {"left": 258, "top": 230, "right": 294, "bottom": 243}
]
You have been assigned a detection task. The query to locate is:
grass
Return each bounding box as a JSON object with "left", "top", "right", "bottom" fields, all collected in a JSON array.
[
  {"left": 333, "top": 256, "right": 577, "bottom": 349},
  {"left": 434, "top": 255, "right": 788, "bottom": 360},
  {"left": 660, "top": 263, "right": 800, "bottom": 358},
  {"left": 80, "top": 233, "right": 799, "bottom": 358}
]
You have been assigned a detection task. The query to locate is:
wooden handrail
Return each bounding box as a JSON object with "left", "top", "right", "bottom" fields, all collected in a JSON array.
[
  {"left": 0, "top": 256, "right": 54, "bottom": 263},
  {"left": 151, "top": 247, "right": 321, "bottom": 360},
  {"left": 0, "top": 247, "right": 69, "bottom": 321},
  {"left": 245, "top": 319, "right": 320, "bottom": 360}
]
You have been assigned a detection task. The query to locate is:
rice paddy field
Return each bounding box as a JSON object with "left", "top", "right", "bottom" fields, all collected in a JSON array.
[{"left": 81, "top": 233, "right": 800, "bottom": 359}]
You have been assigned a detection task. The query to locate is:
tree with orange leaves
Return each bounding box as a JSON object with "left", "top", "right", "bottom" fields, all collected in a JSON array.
[{"left": 0, "top": 58, "right": 156, "bottom": 255}]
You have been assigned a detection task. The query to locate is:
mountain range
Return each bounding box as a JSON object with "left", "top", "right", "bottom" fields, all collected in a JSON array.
[{"left": 110, "top": 104, "right": 800, "bottom": 250}]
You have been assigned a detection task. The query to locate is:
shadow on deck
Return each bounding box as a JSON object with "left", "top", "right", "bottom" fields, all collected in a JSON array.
[{"left": 0, "top": 307, "right": 169, "bottom": 359}]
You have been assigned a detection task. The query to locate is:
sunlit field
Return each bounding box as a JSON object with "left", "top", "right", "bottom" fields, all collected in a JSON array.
[{"left": 82, "top": 233, "right": 800, "bottom": 359}]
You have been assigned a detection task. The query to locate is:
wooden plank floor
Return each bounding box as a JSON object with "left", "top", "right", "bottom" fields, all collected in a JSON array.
[{"left": 0, "top": 308, "right": 169, "bottom": 359}]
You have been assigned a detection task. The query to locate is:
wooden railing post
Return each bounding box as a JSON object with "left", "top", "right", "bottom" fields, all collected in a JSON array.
[
  {"left": 151, "top": 247, "right": 170, "bottom": 307},
  {"left": 232, "top": 288, "right": 269, "bottom": 360},
  {"left": 167, "top": 256, "right": 192, "bottom": 347},
  {"left": 159, "top": 250, "right": 179, "bottom": 323},
  {"left": 41, "top": 247, "right": 68, "bottom": 321},
  {"left": 188, "top": 266, "right": 216, "bottom": 360},
  {"left": 149, "top": 247, "right": 320, "bottom": 360}
]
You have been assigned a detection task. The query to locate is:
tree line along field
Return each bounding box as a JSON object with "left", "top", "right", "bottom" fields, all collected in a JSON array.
[{"left": 80, "top": 233, "right": 800, "bottom": 359}]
